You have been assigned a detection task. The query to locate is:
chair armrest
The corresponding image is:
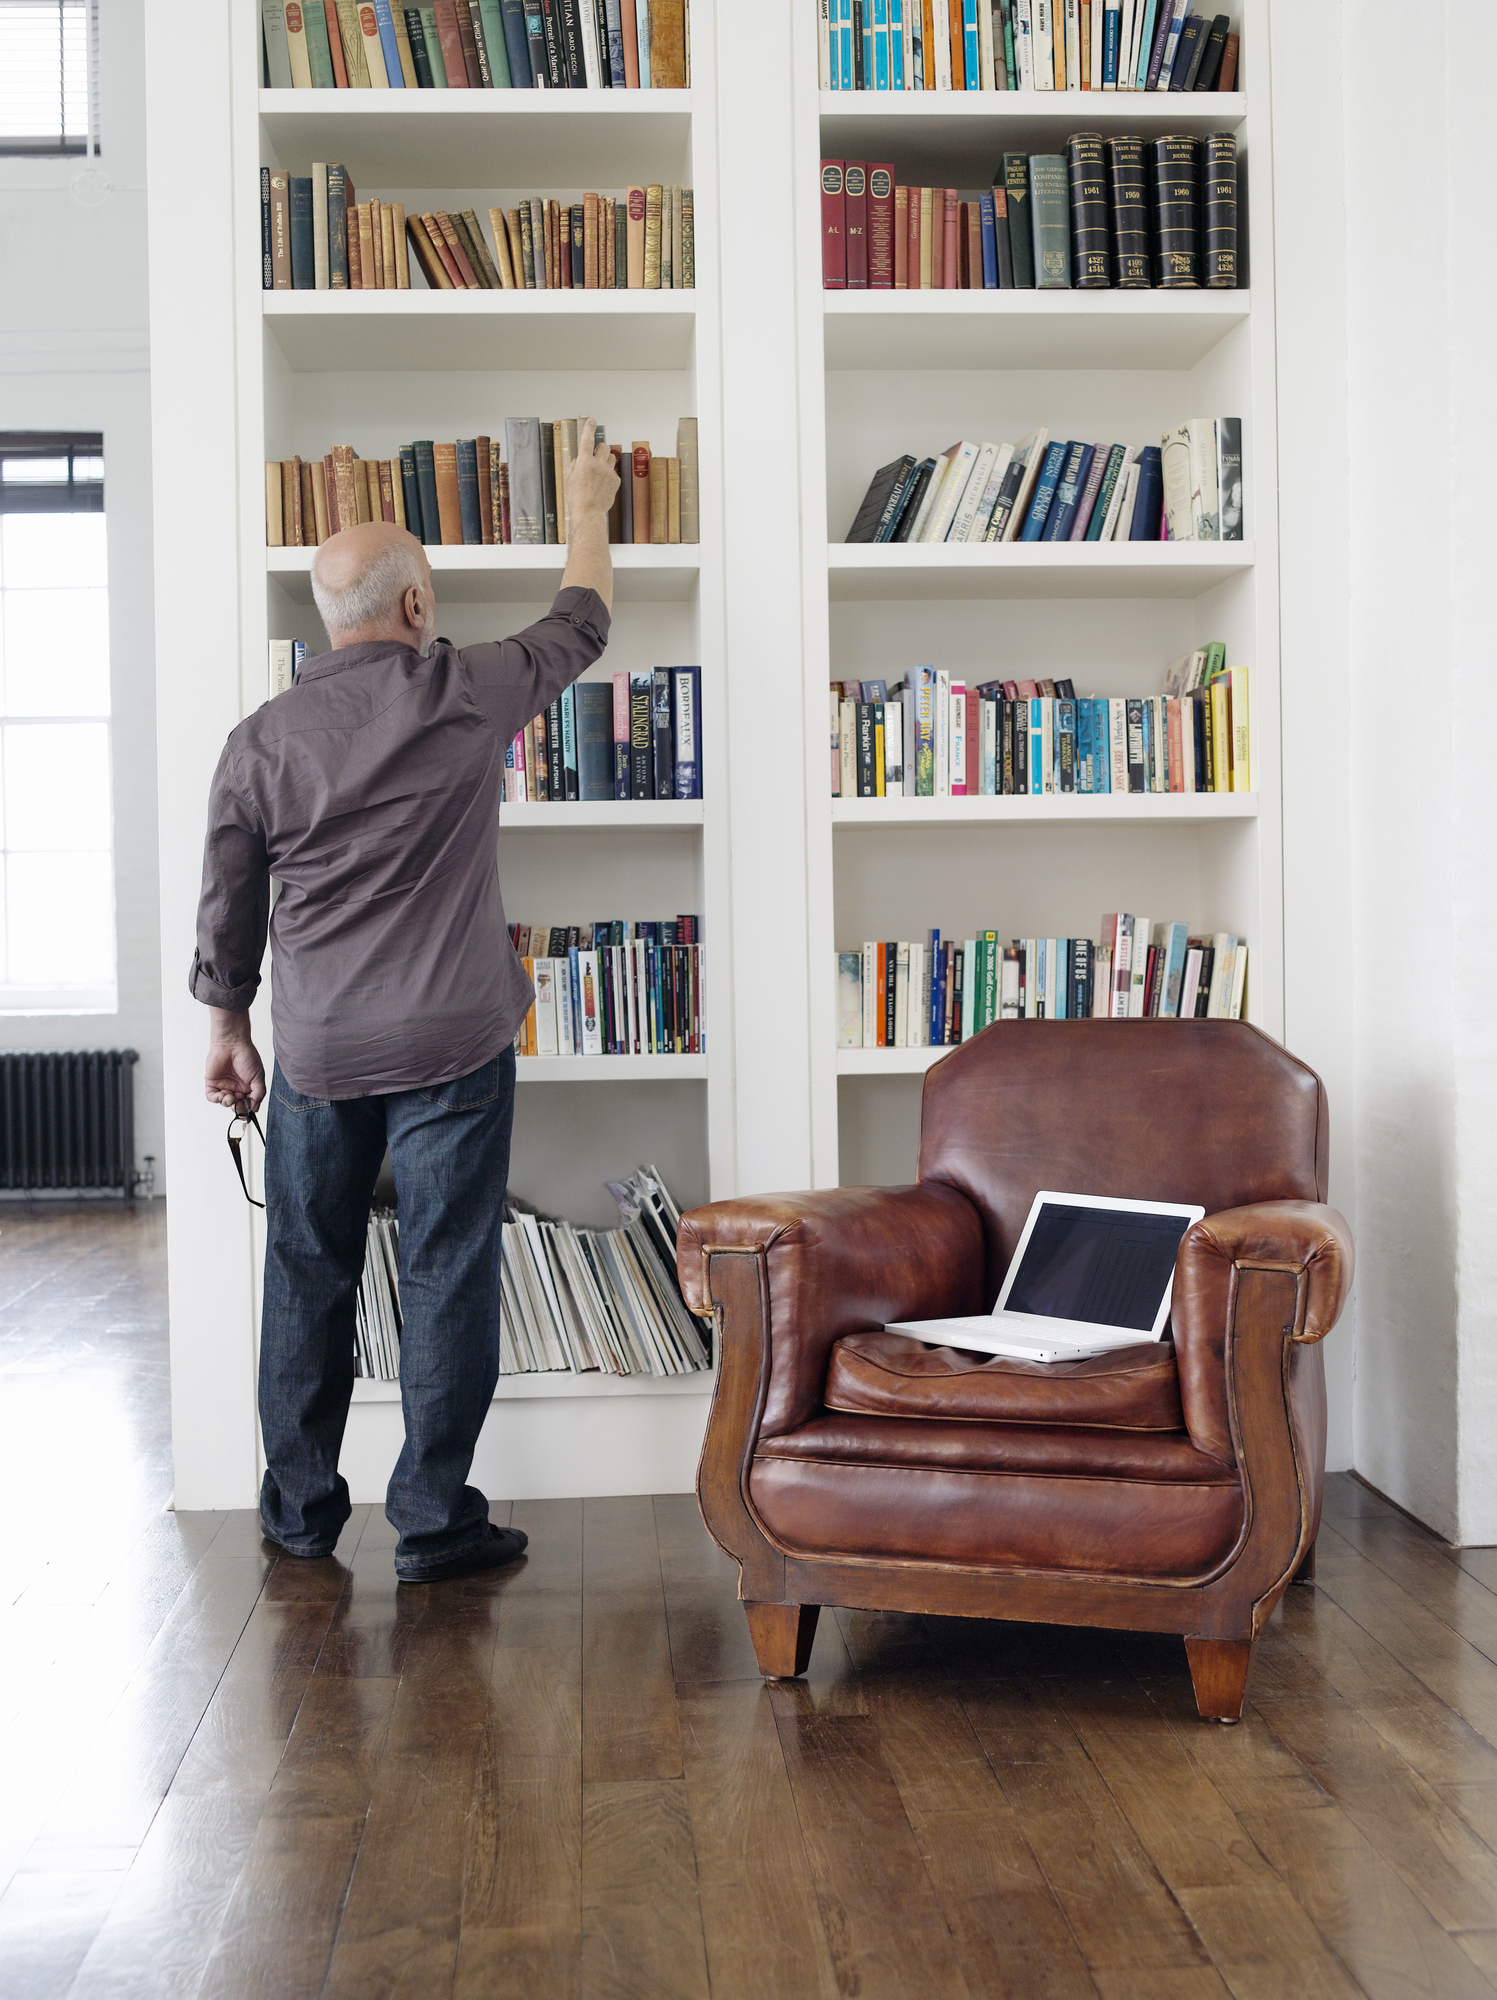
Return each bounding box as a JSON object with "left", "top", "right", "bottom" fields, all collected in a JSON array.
[
  {"left": 678, "top": 1183, "right": 984, "bottom": 1439},
  {"left": 1172, "top": 1201, "right": 1354, "bottom": 1464}
]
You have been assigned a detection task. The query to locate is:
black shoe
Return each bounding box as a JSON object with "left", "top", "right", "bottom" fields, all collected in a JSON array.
[{"left": 396, "top": 1524, "right": 529, "bottom": 1584}]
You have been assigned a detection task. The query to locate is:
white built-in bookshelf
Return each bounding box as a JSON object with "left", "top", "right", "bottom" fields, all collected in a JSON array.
[
  {"left": 148, "top": 0, "right": 1279, "bottom": 1508},
  {"left": 791, "top": 1, "right": 1279, "bottom": 1193}
]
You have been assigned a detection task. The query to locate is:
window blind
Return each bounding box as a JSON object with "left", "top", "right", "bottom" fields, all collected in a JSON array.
[{"left": 0, "top": 0, "right": 99, "bottom": 157}]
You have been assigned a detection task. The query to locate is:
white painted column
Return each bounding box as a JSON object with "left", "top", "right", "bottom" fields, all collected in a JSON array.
[{"left": 144, "top": 0, "right": 261, "bottom": 1508}]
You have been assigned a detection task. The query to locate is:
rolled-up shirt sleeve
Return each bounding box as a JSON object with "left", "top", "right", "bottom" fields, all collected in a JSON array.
[
  {"left": 189, "top": 740, "right": 270, "bottom": 1011},
  {"left": 458, "top": 585, "right": 612, "bottom": 741}
]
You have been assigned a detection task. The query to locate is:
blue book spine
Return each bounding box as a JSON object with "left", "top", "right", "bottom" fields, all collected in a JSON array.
[
  {"left": 1134, "top": 0, "right": 1159, "bottom": 85},
  {"left": 604, "top": 0, "right": 626, "bottom": 84},
  {"left": 1158, "top": 2, "right": 1188, "bottom": 86},
  {"left": 1103, "top": 3, "right": 1120, "bottom": 84},
  {"left": 962, "top": 0, "right": 979, "bottom": 86},
  {"left": 1053, "top": 939, "right": 1068, "bottom": 1020},
  {"left": 1029, "top": 699, "right": 1044, "bottom": 794},
  {"left": 561, "top": 685, "right": 579, "bottom": 799},
  {"left": 637, "top": 0, "right": 650, "bottom": 86},
  {"left": 890, "top": 0, "right": 904, "bottom": 85},
  {"left": 288, "top": 176, "right": 314, "bottom": 288},
  {"left": 928, "top": 929, "right": 941, "bottom": 1045},
  {"left": 500, "top": 0, "right": 534, "bottom": 85},
  {"left": 979, "top": 191, "right": 997, "bottom": 287},
  {"left": 1076, "top": 699, "right": 1092, "bottom": 792},
  {"left": 567, "top": 948, "right": 583, "bottom": 1052},
  {"left": 371, "top": 0, "right": 407, "bottom": 84},
  {"left": 1019, "top": 441, "right": 1068, "bottom": 540},
  {"left": 982, "top": 698, "right": 997, "bottom": 795},
  {"left": 1041, "top": 442, "right": 1095, "bottom": 543},
  {"left": 1129, "top": 445, "right": 1164, "bottom": 540},
  {"left": 672, "top": 665, "right": 702, "bottom": 799},
  {"left": 840, "top": 0, "right": 854, "bottom": 90},
  {"left": 873, "top": 0, "right": 889, "bottom": 88},
  {"left": 1094, "top": 699, "right": 1111, "bottom": 790}
]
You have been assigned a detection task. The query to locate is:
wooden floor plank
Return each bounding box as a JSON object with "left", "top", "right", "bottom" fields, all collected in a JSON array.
[
  {"left": 958, "top": 1677, "right": 1219, "bottom": 1979},
  {"left": 1321, "top": 1513, "right": 1497, "bottom": 1670},
  {"left": 676, "top": 1680, "right": 841, "bottom": 2000},
  {"left": 1053, "top": 1675, "right": 1361, "bottom": 1998},
  {"left": 582, "top": 1496, "right": 681, "bottom": 1783},
  {"left": 582, "top": 1779, "right": 711, "bottom": 2000},
  {"left": 774, "top": 1710, "right": 972, "bottom": 1999},
  {"left": 653, "top": 1492, "right": 763, "bottom": 1687},
  {"left": 455, "top": 1497, "right": 584, "bottom": 2000}
]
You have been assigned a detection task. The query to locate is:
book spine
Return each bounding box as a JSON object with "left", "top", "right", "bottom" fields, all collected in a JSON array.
[
  {"left": 1065, "top": 131, "right": 1109, "bottom": 288},
  {"left": 1028, "top": 154, "right": 1070, "bottom": 288},
  {"left": 1002, "top": 154, "right": 1034, "bottom": 288},
  {"left": 371, "top": 0, "right": 408, "bottom": 81},
  {"left": 1204, "top": 129, "right": 1237, "bottom": 287},
  {"left": 868, "top": 164, "right": 894, "bottom": 286},
  {"left": 821, "top": 161, "right": 846, "bottom": 287},
  {"left": 650, "top": 667, "right": 675, "bottom": 797},
  {"left": 629, "top": 674, "right": 654, "bottom": 797},
  {"left": 1151, "top": 133, "right": 1201, "bottom": 286},
  {"left": 672, "top": 666, "right": 702, "bottom": 798},
  {"left": 844, "top": 164, "right": 868, "bottom": 287}
]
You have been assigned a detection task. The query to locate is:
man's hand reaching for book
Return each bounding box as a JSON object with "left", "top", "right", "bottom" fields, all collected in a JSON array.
[{"left": 561, "top": 419, "right": 619, "bottom": 612}]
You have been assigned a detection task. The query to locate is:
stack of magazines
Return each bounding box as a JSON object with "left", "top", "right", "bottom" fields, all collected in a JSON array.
[{"left": 352, "top": 1166, "right": 711, "bottom": 1382}]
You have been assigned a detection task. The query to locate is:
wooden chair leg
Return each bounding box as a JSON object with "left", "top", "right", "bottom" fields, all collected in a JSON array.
[
  {"left": 1185, "top": 1637, "right": 1255, "bottom": 1723},
  {"left": 744, "top": 1601, "right": 820, "bottom": 1678},
  {"left": 1292, "top": 1540, "right": 1317, "bottom": 1585}
]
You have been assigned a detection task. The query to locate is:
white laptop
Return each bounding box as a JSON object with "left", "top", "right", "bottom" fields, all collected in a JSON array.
[{"left": 886, "top": 1189, "right": 1205, "bottom": 1363}]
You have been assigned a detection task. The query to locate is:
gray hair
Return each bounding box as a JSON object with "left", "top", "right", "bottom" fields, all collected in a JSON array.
[{"left": 311, "top": 539, "right": 426, "bottom": 636}]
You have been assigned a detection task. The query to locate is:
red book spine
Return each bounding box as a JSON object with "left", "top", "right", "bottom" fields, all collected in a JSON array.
[
  {"left": 894, "top": 186, "right": 908, "bottom": 289},
  {"left": 867, "top": 163, "right": 894, "bottom": 289},
  {"left": 324, "top": 0, "right": 350, "bottom": 84},
  {"left": 942, "top": 187, "right": 959, "bottom": 290},
  {"left": 821, "top": 160, "right": 846, "bottom": 289},
  {"left": 907, "top": 183, "right": 921, "bottom": 288},
  {"left": 965, "top": 689, "right": 980, "bottom": 796},
  {"left": 844, "top": 163, "right": 868, "bottom": 289},
  {"left": 1167, "top": 696, "right": 1184, "bottom": 791}
]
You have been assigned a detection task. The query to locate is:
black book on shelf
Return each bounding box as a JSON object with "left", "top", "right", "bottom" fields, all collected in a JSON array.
[
  {"left": 628, "top": 675, "right": 654, "bottom": 798},
  {"left": 455, "top": 439, "right": 483, "bottom": 545},
  {"left": 556, "top": 0, "right": 585, "bottom": 84},
  {"left": 1065, "top": 132, "right": 1111, "bottom": 289},
  {"left": 1001, "top": 154, "right": 1036, "bottom": 290},
  {"left": 1203, "top": 131, "right": 1238, "bottom": 288},
  {"left": 1104, "top": 135, "right": 1150, "bottom": 288},
  {"left": 288, "top": 175, "right": 314, "bottom": 289},
  {"left": 1194, "top": 14, "right": 1231, "bottom": 89},
  {"left": 888, "top": 458, "right": 936, "bottom": 541},
  {"left": 1168, "top": 15, "right": 1205, "bottom": 89},
  {"left": 538, "top": 0, "right": 565, "bottom": 85},
  {"left": 1150, "top": 134, "right": 1201, "bottom": 287},
  {"left": 413, "top": 441, "right": 441, "bottom": 547},
  {"left": 402, "top": 9, "right": 434, "bottom": 86},
  {"left": 571, "top": 204, "right": 585, "bottom": 286},
  {"left": 546, "top": 699, "right": 565, "bottom": 801},
  {"left": 846, "top": 457, "right": 912, "bottom": 543},
  {"left": 651, "top": 669, "right": 675, "bottom": 799}
]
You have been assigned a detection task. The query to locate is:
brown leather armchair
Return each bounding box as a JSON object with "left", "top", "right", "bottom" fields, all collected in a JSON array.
[{"left": 678, "top": 1020, "right": 1352, "bottom": 1721}]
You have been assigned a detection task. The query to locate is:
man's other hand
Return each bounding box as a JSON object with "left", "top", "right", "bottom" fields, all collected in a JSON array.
[
  {"left": 566, "top": 418, "right": 621, "bottom": 521},
  {"left": 206, "top": 1008, "right": 267, "bottom": 1113}
]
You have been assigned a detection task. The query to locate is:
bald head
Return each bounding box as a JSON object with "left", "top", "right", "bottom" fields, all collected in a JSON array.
[{"left": 311, "top": 521, "right": 436, "bottom": 652}]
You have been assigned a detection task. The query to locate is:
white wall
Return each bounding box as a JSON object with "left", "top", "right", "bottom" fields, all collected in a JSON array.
[
  {"left": 0, "top": 0, "right": 164, "bottom": 1184},
  {"left": 1335, "top": 0, "right": 1497, "bottom": 1543}
]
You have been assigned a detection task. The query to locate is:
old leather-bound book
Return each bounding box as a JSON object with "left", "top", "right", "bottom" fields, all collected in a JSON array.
[
  {"left": 432, "top": 442, "right": 464, "bottom": 543},
  {"left": 649, "top": 0, "right": 685, "bottom": 86}
]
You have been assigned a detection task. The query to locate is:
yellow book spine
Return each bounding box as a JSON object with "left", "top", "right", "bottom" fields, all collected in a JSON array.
[
  {"left": 1210, "top": 678, "right": 1230, "bottom": 792},
  {"left": 1229, "top": 665, "right": 1250, "bottom": 792}
]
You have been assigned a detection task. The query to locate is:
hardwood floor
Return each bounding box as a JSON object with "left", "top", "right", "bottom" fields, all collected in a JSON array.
[{"left": 5, "top": 1209, "right": 1497, "bottom": 1996}]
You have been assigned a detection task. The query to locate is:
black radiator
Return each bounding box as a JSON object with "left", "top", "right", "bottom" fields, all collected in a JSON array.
[{"left": 0, "top": 1050, "right": 139, "bottom": 1193}]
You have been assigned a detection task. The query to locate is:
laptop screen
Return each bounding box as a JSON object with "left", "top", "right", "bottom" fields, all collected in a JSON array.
[{"left": 1002, "top": 1202, "right": 1195, "bottom": 1332}]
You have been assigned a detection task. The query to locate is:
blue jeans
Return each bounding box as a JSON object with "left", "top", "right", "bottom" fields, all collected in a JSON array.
[{"left": 258, "top": 1048, "right": 516, "bottom": 1579}]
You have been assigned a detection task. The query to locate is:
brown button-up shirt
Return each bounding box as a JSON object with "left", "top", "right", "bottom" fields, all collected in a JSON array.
[{"left": 190, "top": 586, "right": 610, "bottom": 1099}]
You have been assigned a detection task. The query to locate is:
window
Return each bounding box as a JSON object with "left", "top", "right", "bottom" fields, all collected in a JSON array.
[
  {"left": 0, "top": 432, "right": 115, "bottom": 1014},
  {"left": 0, "top": 0, "right": 99, "bottom": 157}
]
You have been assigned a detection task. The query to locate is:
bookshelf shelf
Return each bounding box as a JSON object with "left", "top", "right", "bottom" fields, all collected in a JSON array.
[
  {"left": 351, "top": 1368, "right": 712, "bottom": 1405},
  {"left": 837, "top": 1045, "right": 952, "bottom": 1076},
  {"left": 259, "top": 87, "right": 697, "bottom": 185},
  {"left": 267, "top": 543, "right": 700, "bottom": 604},
  {"left": 263, "top": 289, "right": 696, "bottom": 373},
  {"left": 819, "top": 92, "right": 1247, "bottom": 183},
  {"left": 823, "top": 289, "right": 1250, "bottom": 372},
  {"left": 831, "top": 793, "right": 1258, "bottom": 828},
  {"left": 515, "top": 1053, "right": 708, "bottom": 1081},
  {"left": 826, "top": 541, "right": 1255, "bottom": 601},
  {"left": 501, "top": 800, "right": 704, "bottom": 831}
]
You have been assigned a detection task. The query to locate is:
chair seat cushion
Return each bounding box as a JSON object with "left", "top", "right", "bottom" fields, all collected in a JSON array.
[
  {"left": 825, "top": 1329, "right": 1185, "bottom": 1432},
  {"left": 750, "top": 1413, "right": 1242, "bottom": 1577}
]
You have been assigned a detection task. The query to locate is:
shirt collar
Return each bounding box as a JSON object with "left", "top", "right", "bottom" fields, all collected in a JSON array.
[{"left": 295, "top": 640, "right": 433, "bottom": 683}]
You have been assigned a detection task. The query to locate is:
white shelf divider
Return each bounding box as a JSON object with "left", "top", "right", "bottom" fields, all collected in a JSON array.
[
  {"left": 267, "top": 542, "right": 700, "bottom": 604},
  {"left": 827, "top": 540, "right": 1255, "bottom": 601},
  {"left": 831, "top": 792, "right": 1258, "bottom": 828},
  {"left": 264, "top": 288, "right": 696, "bottom": 373},
  {"left": 824, "top": 289, "right": 1250, "bottom": 372},
  {"left": 515, "top": 1053, "right": 708, "bottom": 1081}
]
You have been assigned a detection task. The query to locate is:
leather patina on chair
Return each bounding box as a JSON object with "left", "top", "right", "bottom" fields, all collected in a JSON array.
[{"left": 678, "top": 1020, "right": 1353, "bottom": 1722}]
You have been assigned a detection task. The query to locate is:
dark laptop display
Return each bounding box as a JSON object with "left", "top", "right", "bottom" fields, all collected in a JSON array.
[{"left": 1003, "top": 1202, "right": 1197, "bottom": 1332}]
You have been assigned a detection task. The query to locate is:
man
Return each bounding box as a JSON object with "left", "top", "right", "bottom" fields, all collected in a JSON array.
[{"left": 193, "top": 421, "right": 619, "bottom": 1582}]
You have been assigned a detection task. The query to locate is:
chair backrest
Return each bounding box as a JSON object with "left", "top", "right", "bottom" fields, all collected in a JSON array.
[{"left": 918, "top": 1020, "right": 1329, "bottom": 1303}]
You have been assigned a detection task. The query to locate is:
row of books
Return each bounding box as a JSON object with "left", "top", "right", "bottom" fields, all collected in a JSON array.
[
  {"left": 822, "top": 134, "right": 1235, "bottom": 291},
  {"left": 261, "top": 172, "right": 694, "bottom": 291},
  {"left": 832, "top": 651, "right": 1250, "bottom": 797},
  {"left": 509, "top": 920, "right": 705, "bottom": 1056},
  {"left": 506, "top": 667, "right": 702, "bottom": 802},
  {"left": 837, "top": 918, "right": 1247, "bottom": 1048},
  {"left": 263, "top": 418, "right": 699, "bottom": 548},
  {"left": 353, "top": 1167, "right": 711, "bottom": 1382},
  {"left": 816, "top": 0, "right": 1237, "bottom": 94},
  {"left": 848, "top": 420, "right": 1242, "bottom": 548},
  {"left": 262, "top": 1, "right": 689, "bottom": 92}
]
